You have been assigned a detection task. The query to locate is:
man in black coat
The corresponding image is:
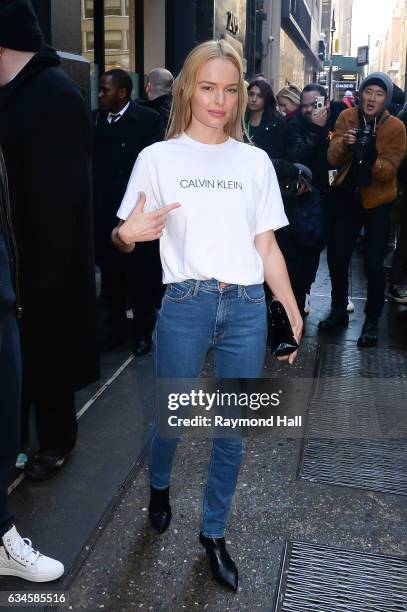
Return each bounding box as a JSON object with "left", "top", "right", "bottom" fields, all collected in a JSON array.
[
  {"left": 141, "top": 67, "right": 174, "bottom": 126},
  {"left": 0, "top": 0, "right": 99, "bottom": 481},
  {"left": 94, "top": 69, "right": 165, "bottom": 355},
  {"left": 283, "top": 84, "right": 346, "bottom": 314},
  {"left": 284, "top": 83, "right": 345, "bottom": 198},
  {"left": 0, "top": 145, "right": 64, "bottom": 581}
]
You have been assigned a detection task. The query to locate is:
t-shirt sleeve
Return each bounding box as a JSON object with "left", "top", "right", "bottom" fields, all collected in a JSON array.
[
  {"left": 116, "top": 149, "right": 158, "bottom": 220},
  {"left": 255, "top": 154, "right": 289, "bottom": 235}
]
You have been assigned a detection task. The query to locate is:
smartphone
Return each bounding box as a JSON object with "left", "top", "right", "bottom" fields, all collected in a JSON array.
[{"left": 314, "top": 96, "right": 325, "bottom": 110}]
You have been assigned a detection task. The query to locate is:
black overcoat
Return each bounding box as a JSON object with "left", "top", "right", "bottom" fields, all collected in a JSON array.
[
  {"left": 0, "top": 48, "right": 100, "bottom": 392},
  {"left": 93, "top": 100, "right": 165, "bottom": 268}
]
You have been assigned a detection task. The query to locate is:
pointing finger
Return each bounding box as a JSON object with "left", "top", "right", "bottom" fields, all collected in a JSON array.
[
  {"left": 137, "top": 191, "right": 146, "bottom": 212},
  {"left": 157, "top": 202, "right": 181, "bottom": 217}
]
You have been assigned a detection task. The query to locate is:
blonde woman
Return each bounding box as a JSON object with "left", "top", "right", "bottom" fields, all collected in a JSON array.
[{"left": 112, "top": 40, "right": 302, "bottom": 591}]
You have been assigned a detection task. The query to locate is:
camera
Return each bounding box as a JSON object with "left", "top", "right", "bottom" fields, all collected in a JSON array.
[{"left": 355, "top": 124, "right": 373, "bottom": 148}]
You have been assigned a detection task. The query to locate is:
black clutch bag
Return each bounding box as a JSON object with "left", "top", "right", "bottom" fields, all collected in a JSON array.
[{"left": 267, "top": 299, "right": 299, "bottom": 357}]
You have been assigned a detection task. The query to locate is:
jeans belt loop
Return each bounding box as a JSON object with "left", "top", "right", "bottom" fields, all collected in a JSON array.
[{"left": 193, "top": 280, "right": 200, "bottom": 296}]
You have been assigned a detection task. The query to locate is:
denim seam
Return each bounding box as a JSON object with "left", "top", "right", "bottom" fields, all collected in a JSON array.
[
  {"left": 212, "top": 293, "right": 223, "bottom": 347},
  {"left": 242, "top": 286, "right": 265, "bottom": 304},
  {"left": 164, "top": 287, "right": 193, "bottom": 302},
  {"left": 202, "top": 438, "right": 220, "bottom": 537}
]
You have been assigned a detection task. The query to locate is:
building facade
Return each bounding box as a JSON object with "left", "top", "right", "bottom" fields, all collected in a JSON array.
[
  {"left": 371, "top": 1, "right": 407, "bottom": 91},
  {"left": 31, "top": 0, "right": 259, "bottom": 107},
  {"left": 261, "top": 0, "right": 324, "bottom": 91},
  {"left": 321, "top": 0, "right": 353, "bottom": 58}
]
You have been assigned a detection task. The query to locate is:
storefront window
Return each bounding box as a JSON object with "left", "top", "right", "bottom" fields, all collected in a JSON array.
[
  {"left": 81, "top": 0, "right": 95, "bottom": 63},
  {"left": 104, "top": 0, "right": 135, "bottom": 71},
  {"left": 279, "top": 29, "right": 305, "bottom": 91},
  {"left": 81, "top": 0, "right": 137, "bottom": 108}
]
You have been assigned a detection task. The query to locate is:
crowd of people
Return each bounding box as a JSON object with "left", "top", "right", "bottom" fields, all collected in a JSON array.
[{"left": 0, "top": 0, "right": 406, "bottom": 591}]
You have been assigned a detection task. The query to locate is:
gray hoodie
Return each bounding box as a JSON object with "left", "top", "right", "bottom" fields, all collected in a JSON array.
[{"left": 359, "top": 72, "right": 394, "bottom": 107}]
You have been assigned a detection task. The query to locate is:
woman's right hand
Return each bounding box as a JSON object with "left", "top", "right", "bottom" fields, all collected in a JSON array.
[{"left": 113, "top": 191, "right": 181, "bottom": 250}]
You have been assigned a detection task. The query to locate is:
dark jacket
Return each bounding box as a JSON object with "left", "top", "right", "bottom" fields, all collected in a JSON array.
[
  {"left": 397, "top": 104, "right": 407, "bottom": 185},
  {"left": 388, "top": 84, "right": 406, "bottom": 117},
  {"left": 141, "top": 93, "right": 172, "bottom": 126},
  {"left": 93, "top": 100, "right": 165, "bottom": 267},
  {"left": 0, "top": 47, "right": 99, "bottom": 392},
  {"left": 284, "top": 101, "right": 345, "bottom": 196},
  {"left": 246, "top": 111, "right": 285, "bottom": 159}
]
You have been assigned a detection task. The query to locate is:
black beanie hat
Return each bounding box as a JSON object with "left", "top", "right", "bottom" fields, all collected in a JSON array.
[{"left": 0, "top": 0, "right": 44, "bottom": 52}]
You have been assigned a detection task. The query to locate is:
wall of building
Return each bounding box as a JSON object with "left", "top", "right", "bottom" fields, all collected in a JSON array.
[
  {"left": 321, "top": 0, "right": 353, "bottom": 57},
  {"left": 144, "top": 0, "right": 166, "bottom": 75},
  {"left": 279, "top": 28, "right": 306, "bottom": 89},
  {"left": 371, "top": 1, "right": 407, "bottom": 90},
  {"left": 51, "top": 0, "right": 82, "bottom": 55}
]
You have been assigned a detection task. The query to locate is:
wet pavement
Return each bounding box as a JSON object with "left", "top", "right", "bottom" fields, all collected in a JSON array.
[{"left": 5, "top": 251, "right": 407, "bottom": 611}]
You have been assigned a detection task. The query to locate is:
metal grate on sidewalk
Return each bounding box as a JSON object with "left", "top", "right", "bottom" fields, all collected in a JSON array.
[
  {"left": 274, "top": 541, "right": 407, "bottom": 611},
  {"left": 299, "top": 437, "right": 407, "bottom": 496},
  {"left": 299, "top": 344, "right": 407, "bottom": 496},
  {"left": 318, "top": 344, "right": 407, "bottom": 378}
]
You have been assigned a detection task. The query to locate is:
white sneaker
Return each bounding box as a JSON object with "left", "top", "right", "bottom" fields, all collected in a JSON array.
[
  {"left": 304, "top": 293, "right": 311, "bottom": 314},
  {"left": 0, "top": 525, "right": 64, "bottom": 582},
  {"left": 347, "top": 298, "right": 355, "bottom": 312}
]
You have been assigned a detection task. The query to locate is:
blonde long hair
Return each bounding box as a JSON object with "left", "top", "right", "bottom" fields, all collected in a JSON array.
[{"left": 166, "top": 39, "right": 248, "bottom": 142}]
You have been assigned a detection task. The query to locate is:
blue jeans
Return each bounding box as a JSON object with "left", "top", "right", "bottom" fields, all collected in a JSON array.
[{"left": 149, "top": 279, "right": 267, "bottom": 538}]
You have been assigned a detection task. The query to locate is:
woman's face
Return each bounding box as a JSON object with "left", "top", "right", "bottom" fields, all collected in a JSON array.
[
  {"left": 247, "top": 85, "right": 265, "bottom": 112},
  {"left": 277, "top": 96, "right": 298, "bottom": 115},
  {"left": 189, "top": 58, "right": 240, "bottom": 131}
]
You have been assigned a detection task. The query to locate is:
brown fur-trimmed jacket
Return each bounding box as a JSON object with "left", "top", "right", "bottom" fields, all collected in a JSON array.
[{"left": 328, "top": 108, "right": 406, "bottom": 209}]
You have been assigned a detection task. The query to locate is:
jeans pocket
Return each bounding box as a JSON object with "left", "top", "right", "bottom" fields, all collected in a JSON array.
[
  {"left": 242, "top": 284, "right": 265, "bottom": 304},
  {"left": 164, "top": 282, "right": 193, "bottom": 302}
]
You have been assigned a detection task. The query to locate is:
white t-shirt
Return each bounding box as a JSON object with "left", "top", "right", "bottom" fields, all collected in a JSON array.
[{"left": 117, "top": 132, "right": 288, "bottom": 285}]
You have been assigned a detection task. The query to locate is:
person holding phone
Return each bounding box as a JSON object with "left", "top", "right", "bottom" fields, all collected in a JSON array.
[
  {"left": 112, "top": 39, "right": 302, "bottom": 591},
  {"left": 284, "top": 84, "right": 345, "bottom": 199},
  {"left": 283, "top": 84, "right": 346, "bottom": 313}
]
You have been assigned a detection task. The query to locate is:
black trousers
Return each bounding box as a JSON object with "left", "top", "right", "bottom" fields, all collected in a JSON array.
[
  {"left": 100, "top": 242, "right": 164, "bottom": 342},
  {"left": 327, "top": 189, "right": 393, "bottom": 320},
  {"left": 21, "top": 385, "right": 77, "bottom": 456},
  {"left": 276, "top": 226, "right": 321, "bottom": 315},
  {"left": 100, "top": 266, "right": 161, "bottom": 341},
  {"left": 390, "top": 204, "right": 407, "bottom": 286},
  {"left": 0, "top": 307, "right": 21, "bottom": 537}
]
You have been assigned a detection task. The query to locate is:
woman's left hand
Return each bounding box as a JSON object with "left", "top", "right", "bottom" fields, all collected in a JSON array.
[{"left": 276, "top": 314, "right": 303, "bottom": 365}]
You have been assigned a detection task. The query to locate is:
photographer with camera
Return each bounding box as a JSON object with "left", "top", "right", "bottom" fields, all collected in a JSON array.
[{"left": 320, "top": 73, "right": 406, "bottom": 347}]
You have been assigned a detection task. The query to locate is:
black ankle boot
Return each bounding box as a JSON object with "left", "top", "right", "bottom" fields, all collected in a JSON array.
[
  {"left": 357, "top": 317, "right": 378, "bottom": 348},
  {"left": 318, "top": 307, "right": 349, "bottom": 331},
  {"left": 199, "top": 533, "right": 238, "bottom": 591},
  {"left": 148, "top": 486, "right": 172, "bottom": 534}
]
